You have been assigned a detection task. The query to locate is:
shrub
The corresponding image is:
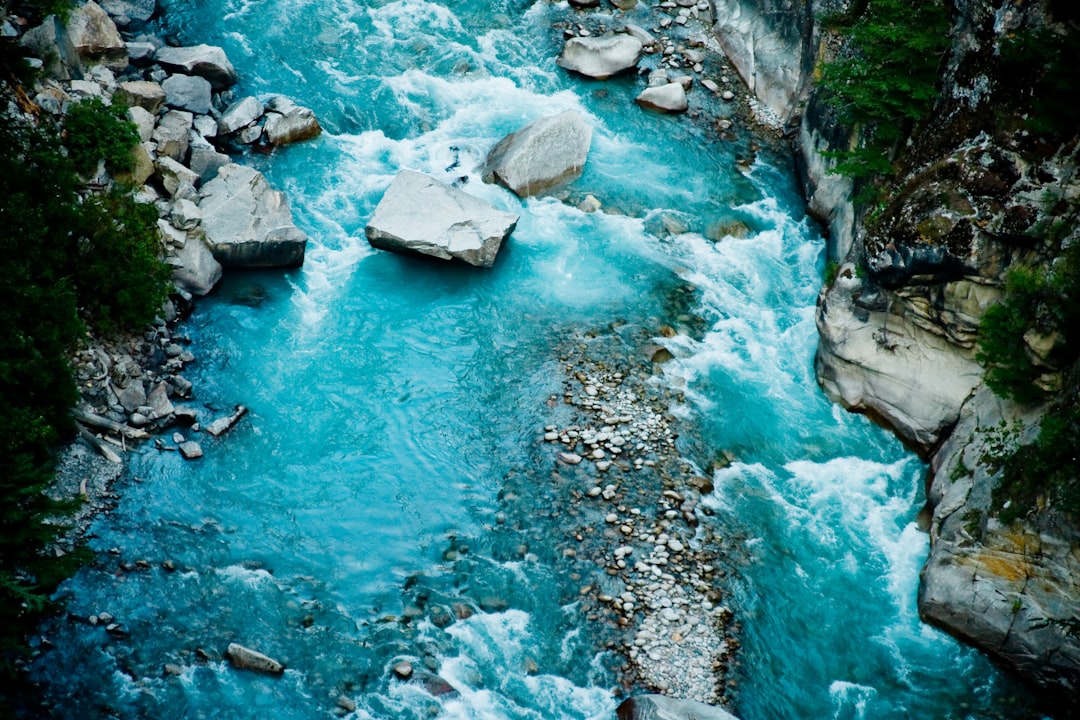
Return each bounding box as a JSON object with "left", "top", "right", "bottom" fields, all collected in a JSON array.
[
  {"left": 61, "top": 96, "right": 140, "bottom": 176},
  {"left": 816, "top": 0, "right": 950, "bottom": 179}
]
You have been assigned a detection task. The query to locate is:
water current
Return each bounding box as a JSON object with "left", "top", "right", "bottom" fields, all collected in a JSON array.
[{"left": 32, "top": 1, "right": 1046, "bottom": 718}]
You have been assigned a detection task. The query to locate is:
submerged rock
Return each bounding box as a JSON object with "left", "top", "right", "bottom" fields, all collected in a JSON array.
[
  {"left": 482, "top": 110, "right": 592, "bottom": 197},
  {"left": 557, "top": 34, "right": 642, "bottom": 79},
  {"left": 365, "top": 170, "right": 518, "bottom": 267},
  {"left": 616, "top": 694, "right": 740, "bottom": 720},
  {"left": 198, "top": 164, "right": 308, "bottom": 268}
]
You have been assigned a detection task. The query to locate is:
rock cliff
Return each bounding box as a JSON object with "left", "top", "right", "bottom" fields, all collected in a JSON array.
[{"left": 712, "top": 0, "right": 1080, "bottom": 706}]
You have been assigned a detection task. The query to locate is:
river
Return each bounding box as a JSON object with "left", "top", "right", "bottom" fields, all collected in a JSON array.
[{"left": 31, "top": 1, "right": 1042, "bottom": 718}]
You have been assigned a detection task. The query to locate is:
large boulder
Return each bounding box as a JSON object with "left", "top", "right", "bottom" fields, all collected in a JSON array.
[
  {"left": 151, "top": 109, "right": 193, "bottom": 162},
  {"left": 66, "top": 0, "right": 127, "bottom": 71},
  {"left": 616, "top": 695, "right": 741, "bottom": 720},
  {"left": 217, "top": 96, "right": 264, "bottom": 136},
  {"left": 263, "top": 96, "right": 322, "bottom": 146},
  {"left": 161, "top": 73, "right": 212, "bottom": 114},
  {"left": 114, "top": 80, "right": 165, "bottom": 113},
  {"left": 365, "top": 170, "right": 518, "bottom": 267},
  {"left": 98, "top": 0, "right": 156, "bottom": 28},
  {"left": 635, "top": 83, "right": 688, "bottom": 113},
  {"left": 481, "top": 110, "right": 592, "bottom": 197},
  {"left": 198, "top": 164, "right": 308, "bottom": 268},
  {"left": 161, "top": 221, "right": 222, "bottom": 296},
  {"left": 155, "top": 44, "right": 237, "bottom": 89},
  {"left": 557, "top": 34, "right": 642, "bottom": 79},
  {"left": 20, "top": 16, "right": 82, "bottom": 80}
]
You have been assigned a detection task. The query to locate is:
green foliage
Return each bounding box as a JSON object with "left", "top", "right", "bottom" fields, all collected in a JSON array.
[
  {"left": 824, "top": 260, "right": 840, "bottom": 287},
  {"left": 61, "top": 97, "right": 140, "bottom": 176},
  {"left": 977, "top": 241, "right": 1080, "bottom": 403},
  {"left": 74, "top": 189, "right": 171, "bottom": 332},
  {"left": 7, "top": 0, "right": 76, "bottom": 21},
  {"left": 816, "top": 0, "right": 950, "bottom": 179},
  {"left": 999, "top": 25, "right": 1080, "bottom": 139},
  {"left": 0, "top": 99, "right": 169, "bottom": 696},
  {"left": 981, "top": 399, "right": 1080, "bottom": 525}
]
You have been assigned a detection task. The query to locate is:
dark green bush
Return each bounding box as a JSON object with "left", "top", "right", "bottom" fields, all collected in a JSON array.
[
  {"left": 816, "top": 0, "right": 950, "bottom": 178},
  {"left": 61, "top": 96, "right": 140, "bottom": 176}
]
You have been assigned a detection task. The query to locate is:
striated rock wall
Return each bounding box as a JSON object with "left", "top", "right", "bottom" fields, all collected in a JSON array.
[{"left": 713, "top": 0, "right": 1080, "bottom": 705}]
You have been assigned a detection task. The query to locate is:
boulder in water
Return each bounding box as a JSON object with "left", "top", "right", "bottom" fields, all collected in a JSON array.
[
  {"left": 225, "top": 643, "right": 284, "bottom": 674},
  {"left": 635, "top": 83, "right": 688, "bottom": 113},
  {"left": 198, "top": 164, "right": 308, "bottom": 268},
  {"left": 263, "top": 96, "right": 322, "bottom": 146},
  {"left": 482, "top": 110, "right": 592, "bottom": 197},
  {"left": 557, "top": 34, "right": 642, "bottom": 79},
  {"left": 365, "top": 170, "right": 518, "bottom": 268},
  {"left": 616, "top": 694, "right": 741, "bottom": 720}
]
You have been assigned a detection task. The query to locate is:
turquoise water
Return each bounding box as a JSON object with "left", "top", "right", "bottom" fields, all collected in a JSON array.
[{"left": 31, "top": 1, "right": 1043, "bottom": 718}]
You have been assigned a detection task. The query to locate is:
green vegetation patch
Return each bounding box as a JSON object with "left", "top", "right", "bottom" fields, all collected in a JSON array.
[{"left": 61, "top": 97, "right": 141, "bottom": 176}]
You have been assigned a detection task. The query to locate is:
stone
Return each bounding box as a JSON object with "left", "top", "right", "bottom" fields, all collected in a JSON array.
[
  {"left": 623, "top": 24, "right": 654, "bottom": 48},
  {"left": 117, "top": 142, "right": 155, "bottom": 186},
  {"left": 557, "top": 34, "right": 643, "bottom": 79},
  {"left": 178, "top": 441, "right": 203, "bottom": 459},
  {"left": 188, "top": 141, "right": 231, "bottom": 183},
  {"left": 217, "top": 96, "right": 264, "bottom": 135},
  {"left": 365, "top": 170, "right": 518, "bottom": 268},
  {"left": 66, "top": 1, "right": 127, "bottom": 71},
  {"left": 481, "top": 110, "right": 592, "bottom": 197},
  {"left": 635, "top": 83, "right": 688, "bottom": 113},
  {"left": 114, "top": 80, "right": 165, "bottom": 113},
  {"left": 262, "top": 96, "right": 322, "bottom": 145},
  {"left": 192, "top": 114, "right": 218, "bottom": 140},
  {"left": 21, "top": 16, "right": 82, "bottom": 81},
  {"left": 225, "top": 643, "right": 284, "bottom": 674},
  {"left": 166, "top": 225, "right": 222, "bottom": 296},
  {"left": 128, "top": 105, "right": 155, "bottom": 142},
  {"left": 721, "top": 90, "right": 735, "bottom": 101},
  {"left": 171, "top": 199, "right": 202, "bottom": 230},
  {"left": 568, "top": 0, "right": 600, "bottom": 6},
  {"left": 126, "top": 41, "right": 157, "bottom": 64},
  {"left": 98, "top": 0, "right": 156, "bottom": 27},
  {"left": 116, "top": 379, "right": 146, "bottom": 413},
  {"left": 198, "top": 164, "right": 308, "bottom": 268},
  {"left": 155, "top": 44, "right": 238, "bottom": 89},
  {"left": 156, "top": 156, "right": 199, "bottom": 197},
  {"left": 152, "top": 109, "right": 193, "bottom": 162},
  {"left": 392, "top": 660, "right": 413, "bottom": 680},
  {"left": 161, "top": 74, "right": 212, "bottom": 114},
  {"left": 146, "top": 381, "right": 174, "bottom": 419}
]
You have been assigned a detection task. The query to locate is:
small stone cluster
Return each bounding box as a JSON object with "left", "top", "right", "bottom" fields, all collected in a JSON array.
[
  {"left": 532, "top": 335, "right": 739, "bottom": 708},
  {"left": 554, "top": 0, "right": 745, "bottom": 118}
]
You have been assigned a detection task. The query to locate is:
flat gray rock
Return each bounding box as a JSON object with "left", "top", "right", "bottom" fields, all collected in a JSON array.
[
  {"left": 557, "top": 34, "right": 642, "bottom": 79},
  {"left": 161, "top": 73, "right": 212, "bottom": 114},
  {"left": 217, "top": 96, "right": 264, "bottom": 135},
  {"left": 616, "top": 695, "right": 741, "bottom": 720},
  {"left": 482, "top": 110, "right": 592, "bottom": 197},
  {"left": 155, "top": 44, "right": 237, "bottom": 89},
  {"left": 365, "top": 170, "right": 518, "bottom": 267},
  {"left": 198, "top": 164, "right": 308, "bottom": 268}
]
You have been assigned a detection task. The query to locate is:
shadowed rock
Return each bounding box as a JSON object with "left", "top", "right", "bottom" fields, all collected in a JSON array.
[
  {"left": 482, "top": 110, "right": 592, "bottom": 197},
  {"left": 155, "top": 44, "right": 237, "bottom": 89}
]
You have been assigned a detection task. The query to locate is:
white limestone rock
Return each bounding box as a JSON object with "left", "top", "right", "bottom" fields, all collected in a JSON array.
[
  {"left": 161, "top": 73, "right": 212, "bottom": 115},
  {"left": 365, "top": 170, "right": 518, "bottom": 268},
  {"left": 217, "top": 95, "right": 264, "bottom": 135},
  {"left": 481, "top": 110, "right": 592, "bottom": 197},
  {"left": 557, "top": 34, "right": 643, "bottom": 79},
  {"left": 66, "top": 0, "right": 127, "bottom": 72},
  {"left": 635, "top": 83, "right": 688, "bottom": 113}
]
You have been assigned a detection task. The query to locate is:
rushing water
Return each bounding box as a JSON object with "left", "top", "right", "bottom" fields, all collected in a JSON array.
[{"left": 31, "top": 1, "right": 1046, "bottom": 718}]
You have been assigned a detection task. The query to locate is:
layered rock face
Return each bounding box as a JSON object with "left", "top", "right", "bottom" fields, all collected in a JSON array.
[{"left": 713, "top": 0, "right": 1080, "bottom": 703}]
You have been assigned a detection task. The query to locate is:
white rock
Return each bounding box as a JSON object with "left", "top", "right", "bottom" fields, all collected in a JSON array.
[
  {"left": 557, "top": 34, "right": 643, "bottom": 79},
  {"left": 482, "top": 110, "right": 592, "bottom": 197},
  {"left": 365, "top": 170, "right": 518, "bottom": 267},
  {"left": 635, "top": 83, "right": 688, "bottom": 113}
]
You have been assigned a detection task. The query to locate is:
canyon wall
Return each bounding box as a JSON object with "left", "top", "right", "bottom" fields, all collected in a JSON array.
[{"left": 712, "top": 0, "right": 1080, "bottom": 704}]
